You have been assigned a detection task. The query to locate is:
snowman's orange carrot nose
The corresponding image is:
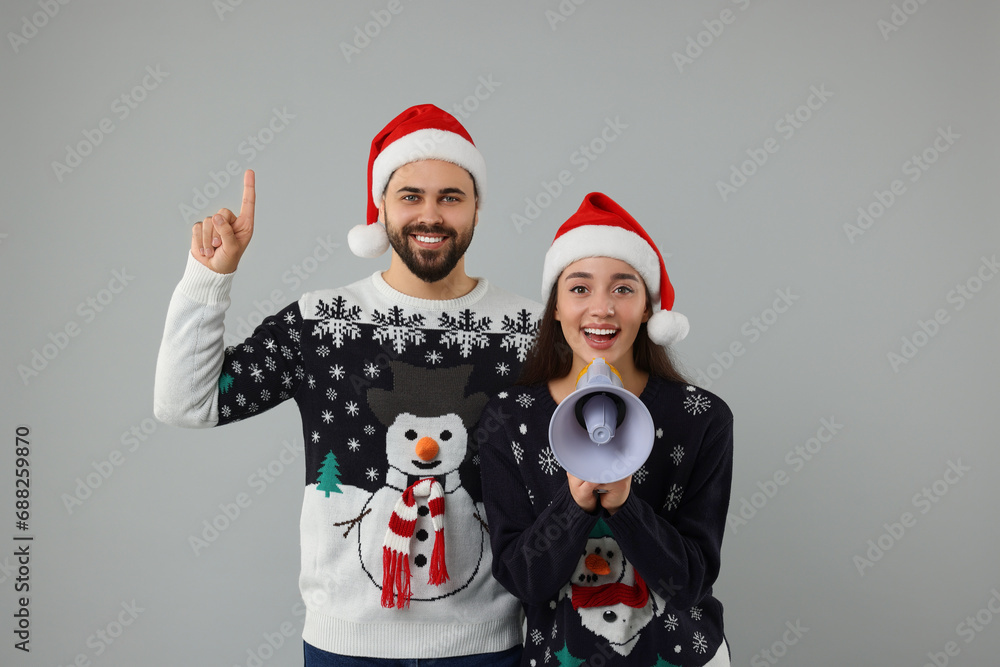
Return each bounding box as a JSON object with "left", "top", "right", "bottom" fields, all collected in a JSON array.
[
  {"left": 585, "top": 554, "right": 610, "bottom": 575},
  {"left": 415, "top": 436, "right": 439, "bottom": 461}
]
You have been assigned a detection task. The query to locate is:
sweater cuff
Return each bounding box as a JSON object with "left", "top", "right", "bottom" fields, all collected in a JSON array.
[
  {"left": 176, "top": 253, "right": 234, "bottom": 305},
  {"left": 603, "top": 488, "right": 645, "bottom": 538},
  {"left": 550, "top": 483, "right": 601, "bottom": 534}
]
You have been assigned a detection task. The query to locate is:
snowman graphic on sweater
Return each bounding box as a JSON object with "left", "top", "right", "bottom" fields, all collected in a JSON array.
[
  {"left": 356, "top": 362, "right": 490, "bottom": 608},
  {"left": 560, "top": 519, "right": 665, "bottom": 656}
]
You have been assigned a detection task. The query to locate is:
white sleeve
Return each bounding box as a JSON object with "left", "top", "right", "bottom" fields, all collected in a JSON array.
[{"left": 153, "top": 254, "right": 235, "bottom": 428}]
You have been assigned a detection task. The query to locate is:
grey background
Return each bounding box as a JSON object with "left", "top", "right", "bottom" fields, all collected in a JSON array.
[{"left": 2, "top": 1, "right": 998, "bottom": 665}]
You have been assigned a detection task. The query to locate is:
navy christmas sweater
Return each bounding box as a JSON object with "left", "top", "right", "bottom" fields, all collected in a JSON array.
[
  {"left": 477, "top": 377, "right": 733, "bottom": 667},
  {"left": 155, "top": 255, "right": 540, "bottom": 658}
]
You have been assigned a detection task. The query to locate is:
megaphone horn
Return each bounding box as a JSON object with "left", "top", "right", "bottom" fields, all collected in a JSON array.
[
  {"left": 574, "top": 391, "right": 626, "bottom": 444},
  {"left": 548, "top": 358, "right": 655, "bottom": 485}
]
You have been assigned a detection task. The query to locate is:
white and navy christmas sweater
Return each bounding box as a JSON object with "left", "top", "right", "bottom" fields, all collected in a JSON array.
[
  {"left": 154, "top": 255, "right": 541, "bottom": 658},
  {"left": 477, "top": 377, "right": 733, "bottom": 667}
]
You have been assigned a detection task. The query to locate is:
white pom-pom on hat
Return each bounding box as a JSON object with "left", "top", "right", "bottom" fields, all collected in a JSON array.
[
  {"left": 647, "top": 310, "right": 690, "bottom": 346},
  {"left": 347, "top": 222, "right": 389, "bottom": 259}
]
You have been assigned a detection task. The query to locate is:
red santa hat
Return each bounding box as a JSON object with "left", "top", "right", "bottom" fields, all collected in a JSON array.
[
  {"left": 541, "top": 192, "right": 689, "bottom": 346},
  {"left": 348, "top": 104, "right": 487, "bottom": 258}
]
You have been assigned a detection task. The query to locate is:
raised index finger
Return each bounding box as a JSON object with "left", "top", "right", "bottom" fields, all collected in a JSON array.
[{"left": 239, "top": 169, "right": 255, "bottom": 222}]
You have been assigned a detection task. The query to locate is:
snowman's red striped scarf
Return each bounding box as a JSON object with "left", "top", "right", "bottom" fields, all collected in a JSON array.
[
  {"left": 571, "top": 570, "right": 649, "bottom": 610},
  {"left": 381, "top": 477, "right": 448, "bottom": 609}
]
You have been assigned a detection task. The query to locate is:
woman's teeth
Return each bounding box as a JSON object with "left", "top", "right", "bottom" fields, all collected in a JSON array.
[{"left": 584, "top": 328, "right": 618, "bottom": 338}]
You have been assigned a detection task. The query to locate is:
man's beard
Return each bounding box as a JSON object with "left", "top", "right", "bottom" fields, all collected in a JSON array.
[{"left": 384, "top": 215, "right": 475, "bottom": 284}]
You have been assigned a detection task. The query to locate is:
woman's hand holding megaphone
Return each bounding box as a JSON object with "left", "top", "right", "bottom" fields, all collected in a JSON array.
[{"left": 567, "top": 472, "right": 632, "bottom": 516}]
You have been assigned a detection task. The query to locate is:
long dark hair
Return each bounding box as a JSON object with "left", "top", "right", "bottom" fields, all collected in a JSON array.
[{"left": 517, "top": 286, "right": 689, "bottom": 386}]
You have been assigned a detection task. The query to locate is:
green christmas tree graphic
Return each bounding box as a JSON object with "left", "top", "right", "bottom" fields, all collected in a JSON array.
[
  {"left": 554, "top": 643, "right": 583, "bottom": 667},
  {"left": 316, "top": 450, "right": 343, "bottom": 497},
  {"left": 653, "top": 657, "right": 681, "bottom": 667},
  {"left": 218, "top": 372, "right": 235, "bottom": 394}
]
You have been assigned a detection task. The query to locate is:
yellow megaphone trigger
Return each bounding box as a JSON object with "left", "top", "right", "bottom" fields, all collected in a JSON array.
[{"left": 575, "top": 358, "right": 624, "bottom": 387}]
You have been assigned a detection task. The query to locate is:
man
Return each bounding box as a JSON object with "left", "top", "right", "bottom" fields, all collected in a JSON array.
[{"left": 154, "top": 105, "right": 540, "bottom": 665}]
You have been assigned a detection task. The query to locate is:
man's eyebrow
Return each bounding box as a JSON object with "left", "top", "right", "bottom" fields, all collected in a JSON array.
[{"left": 394, "top": 186, "right": 468, "bottom": 196}]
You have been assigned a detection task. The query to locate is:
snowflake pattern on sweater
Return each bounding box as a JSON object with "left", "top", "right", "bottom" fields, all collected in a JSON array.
[
  {"left": 214, "top": 278, "right": 540, "bottom": 501},
  {"left": 478, "top": 379, "right": 733, "bottom": 667}
]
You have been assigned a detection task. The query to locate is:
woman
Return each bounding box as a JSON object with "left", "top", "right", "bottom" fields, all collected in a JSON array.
[{"left": 478, "top": 193, "right": 732, "bottom": 667}]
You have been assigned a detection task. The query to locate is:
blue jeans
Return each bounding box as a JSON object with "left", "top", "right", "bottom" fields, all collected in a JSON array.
[{"left": 303, "top": 642, "right": 521, "bottom": 667}]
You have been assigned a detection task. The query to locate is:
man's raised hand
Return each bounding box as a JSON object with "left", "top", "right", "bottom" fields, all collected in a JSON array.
[{"left": 190, "top": 169, "right": 255, "bottom": 274}]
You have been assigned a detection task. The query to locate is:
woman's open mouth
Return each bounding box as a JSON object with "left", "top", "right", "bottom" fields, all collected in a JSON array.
[{"left": 583, "top": 327, "right": 619, "bottom": 344}]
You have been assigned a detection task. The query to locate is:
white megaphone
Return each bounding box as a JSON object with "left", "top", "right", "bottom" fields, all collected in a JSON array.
[{"left": 548, "top": 358, "right": 655, "bottom": 484}]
